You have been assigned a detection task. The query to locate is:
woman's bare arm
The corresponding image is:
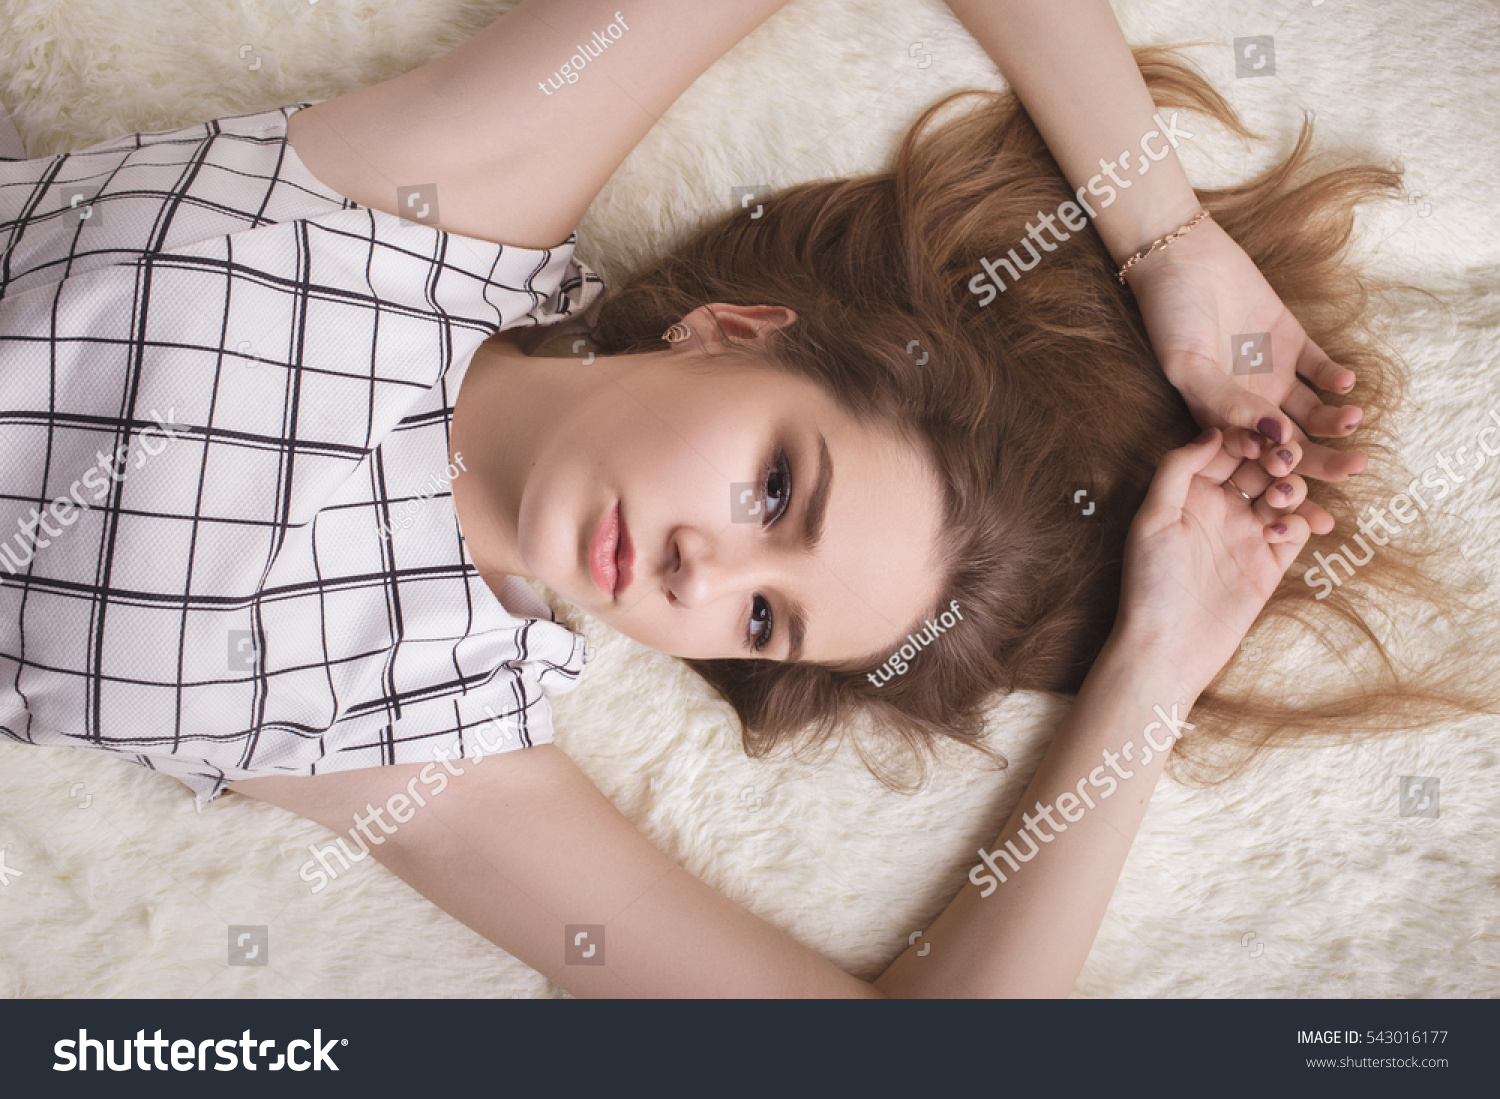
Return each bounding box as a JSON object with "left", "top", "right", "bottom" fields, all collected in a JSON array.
[
  {"left": 230, "top": 745, "right": 881, "bottom": 998},
  {"left": 230, "top": 626, "right": 1199, "bottom": 998},
  {"left": 286, "top": 0, "right": 791, "bottom": 248},
  {"left": 874, "top": 632, "right": 1198, "bottom": 997},
  {"left": 940, "top": 0, "right": 1202, "bottom": 267},
  {"left": 942, "top": 0, "right": 1365, "bottom": 479}
]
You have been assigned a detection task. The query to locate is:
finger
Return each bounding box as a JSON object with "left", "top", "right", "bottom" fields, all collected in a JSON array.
[
  {"left": 1221, "top": 425, "right": 1268, "bottom": 462},
  {"left": 1281, "top": 380, "right": 1364, "bottom": 437},
  {"left": 1285, "top": 438, "right": 1369, "bottom": 482},
  {"left": 1294, "top": 498, "right": 1335, "bottom": 536},
  {"left": 1221, "top": 465, "right": 1332, "bottom": 535},
  {"left": 1257, "top": 437, "right": 1301, "bottom": 480},
  {"left": 1232, "top": 463, "right": 1332, "bottom": 533},
  {"left": 1202, "top": 444, "right": 1252, "bottom": 482},
  {"left": 1294, "top": 336, "right": 1357, "bottom": 395},
  {"left": 1264, "top": 511, "right": 1311, "bottom": 570},
  {"left": 1179, "top": 367, "right": 1293, "bottom": 447},
  {"left": 1222, "top": 457, "right": 1273, "bottom": 497},
  {"left": 1252, "top": 474, "right": 1307, "bottom": 524},
  {"left": 1144, "top": 427, "right": 1223, "bottom": 516}
]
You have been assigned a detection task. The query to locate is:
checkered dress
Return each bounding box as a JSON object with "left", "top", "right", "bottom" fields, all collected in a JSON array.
[{"left": 0, "top": 102, "right": 606, "bottom": 803}]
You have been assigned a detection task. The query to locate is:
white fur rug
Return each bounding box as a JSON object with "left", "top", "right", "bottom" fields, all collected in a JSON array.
[{"left": 1, "top": 0, "right": 1495, "bottom": 998}]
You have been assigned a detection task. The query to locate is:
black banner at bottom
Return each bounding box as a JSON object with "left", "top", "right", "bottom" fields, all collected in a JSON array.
[{"left": 4, "top": 997, "right": 1491, "bottom": 1095}]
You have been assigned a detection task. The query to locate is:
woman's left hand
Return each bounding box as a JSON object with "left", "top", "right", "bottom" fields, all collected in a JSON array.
[
  {"left": 1126, "top": 214, "right": 1368, "bottom": 487},
  {"left": 1114, "top": 427, "right": 1314, "bottom": 696}
]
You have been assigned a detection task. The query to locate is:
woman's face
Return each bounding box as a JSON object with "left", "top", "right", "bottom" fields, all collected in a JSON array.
[{"left": 514, "top": 309, "right": 946, "bottom": 665}]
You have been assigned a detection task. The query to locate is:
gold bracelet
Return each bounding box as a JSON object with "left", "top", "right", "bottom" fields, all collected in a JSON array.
[{"left": 1115, "top": 209, "right": 1211, "bottom": 285}]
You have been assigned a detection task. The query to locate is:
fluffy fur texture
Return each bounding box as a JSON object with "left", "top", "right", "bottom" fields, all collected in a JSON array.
[{"left": 0, "top": 0, "right": 1494, "bottom": 997}]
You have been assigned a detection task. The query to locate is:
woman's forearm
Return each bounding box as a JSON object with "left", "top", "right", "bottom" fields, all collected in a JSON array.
[
  {"left": 236, "top": 749, "right": 885, "bottom": 998},
  {"left": 873, "top": 631, "right": 1203, "bottom": 998},
  {"left": 238, "top": 630, "right": 1199, "bottom": 998},
  {"left": 425, "top": 0, "right": 792, "bottom": 207},
  {"left": 942, "top": 0, "right": 1201, "bottom": 266},
  {"left": 290, "top": 0, "right": 792, "bottom": 247}
]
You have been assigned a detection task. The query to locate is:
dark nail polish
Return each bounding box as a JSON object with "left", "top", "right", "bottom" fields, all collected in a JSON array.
[
  {"left": 1193, "top": 427, "right": 1216, "bottom": 445},
  {"left": 1248, "top": 432, "right": 1266, "bottom": 448},
  {"left": 1276, "top": 482, "right": 1293, "bottom": 495},
  {"left": 1277, "top": 448, "right": 1294, "bottom": 465},
  {"left": 1257, "top": 417, "right": 1285, "bottom": 444},
  {"left": 1271, "top": 522, "right": 1288, "bottom": 535}
]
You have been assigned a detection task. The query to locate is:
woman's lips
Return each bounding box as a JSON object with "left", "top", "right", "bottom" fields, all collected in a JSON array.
[
  {"left": 588, "top": 501, "right": 634, "bottom": 600},
  {"left": 615, "top": 506, "right": 634, "bottom": 597},
  {"left": 588, "top": 503, "right": 618, "bottom": 599}
]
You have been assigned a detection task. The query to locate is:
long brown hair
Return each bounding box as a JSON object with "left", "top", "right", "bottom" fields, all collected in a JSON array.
[{"left": 559, "top": 47, "right": 1497, "bottom": 789}]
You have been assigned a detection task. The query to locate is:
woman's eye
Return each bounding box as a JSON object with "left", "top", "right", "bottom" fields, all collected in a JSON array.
[
  {"left": 762, "top": 449, "right": 791, "bottom": 525},
  {"left": 745, "top": 448, "right": 789, "bottom": 653},
  {"left": 748, "top": 594, "right": 773, "bottom": 652}
]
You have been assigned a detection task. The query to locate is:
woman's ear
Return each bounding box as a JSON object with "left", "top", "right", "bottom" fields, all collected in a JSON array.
[{"left": 683, "top": 303, "right": 798, "bottom": 348}]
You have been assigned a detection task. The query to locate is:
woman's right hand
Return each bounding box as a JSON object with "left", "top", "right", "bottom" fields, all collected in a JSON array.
[
  {"left": 1111, "top": 427, "right": 1315, "bottom": 697},
  {"left": 1126, "top": 214, "right": 1368, "bottom": 487}
]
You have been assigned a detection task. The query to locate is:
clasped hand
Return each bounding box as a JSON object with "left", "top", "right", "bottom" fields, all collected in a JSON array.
[
  {"left": 1113, "top": 427, "right": 1311, "bottom": 698},
  {"left": 1112, "top": 219, "right": 1370, "bottom": 693},
  {"left": 1128, "top": 214, "right": 1366, "bottom": 509}
]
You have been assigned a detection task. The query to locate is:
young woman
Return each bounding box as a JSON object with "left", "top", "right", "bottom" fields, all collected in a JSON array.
[{"left": 1, "top": 1, "right": 1485, "bottom": 996}]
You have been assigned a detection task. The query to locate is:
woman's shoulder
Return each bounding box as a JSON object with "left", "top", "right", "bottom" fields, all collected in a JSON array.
[{"left": 285, "top": 95, "right": 577, "bottom": 253}]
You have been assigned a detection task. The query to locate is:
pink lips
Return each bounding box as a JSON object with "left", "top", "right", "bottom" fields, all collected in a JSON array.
[
  {"left": 589, "top": 502, "right": 634, "bottom": 600},
  {"left": 615, "top": 505, "right": 634, "bottom": 597}
]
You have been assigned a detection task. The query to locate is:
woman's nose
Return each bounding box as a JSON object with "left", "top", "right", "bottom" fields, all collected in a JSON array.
[{"left": 664, "top": 526, "right": 759, "bottom": 609}]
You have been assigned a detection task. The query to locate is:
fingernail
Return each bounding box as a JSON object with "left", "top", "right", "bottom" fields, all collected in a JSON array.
[
  {"left": 1277, "top": 448, "right": 1294, "bottom": 465},
  {"left": 1275, "top": 482, "right": 1293, "bottom": 496},
  {"left": 1193, "top": 427, "right": 1216, "bottom": 445},
  {"left": 1271, "top": 522, "right": 1288, "bottom": 535},
  {"left": 1248, "top": 431, "right": 1266, "bottom": 448},
  {"left": 1257, "top": 417, "right": 1285, "bottom": 443}
]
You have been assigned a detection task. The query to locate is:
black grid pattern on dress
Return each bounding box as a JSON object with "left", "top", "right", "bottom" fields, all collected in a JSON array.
[{"left": 0, "top": 101, "right": 604, "bottom": 802}]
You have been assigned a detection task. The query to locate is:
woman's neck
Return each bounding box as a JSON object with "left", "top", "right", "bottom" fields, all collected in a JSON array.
[{"left": 448, "top": 333, "right": 568, "bottom": 583}]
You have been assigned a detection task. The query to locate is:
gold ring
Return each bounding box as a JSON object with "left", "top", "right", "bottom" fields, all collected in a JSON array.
[{"left": 1224, "top": 476, "right": 1254, "bottom": 503}]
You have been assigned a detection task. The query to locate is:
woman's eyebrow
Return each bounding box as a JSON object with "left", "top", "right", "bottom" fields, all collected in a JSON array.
[
  {"left": 783, "top": 431, "right": 832, "bottom": 663},
  {"left": 783, "top": 596, "right": 807, "bottom": 664},
  {"left": 802, "top": 431, "right": 833, "bottom": 554}
]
